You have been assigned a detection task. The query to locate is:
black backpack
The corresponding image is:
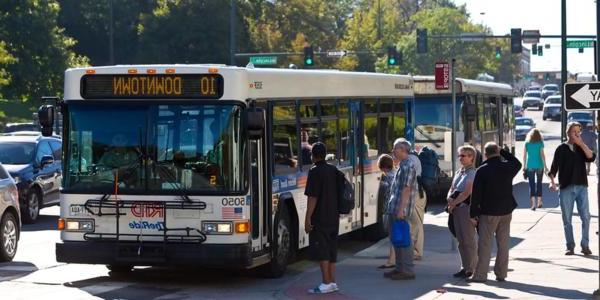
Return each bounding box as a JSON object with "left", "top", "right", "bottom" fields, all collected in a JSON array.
[{"left": 336, "top": 169, "right": 355, "bottom": 214}]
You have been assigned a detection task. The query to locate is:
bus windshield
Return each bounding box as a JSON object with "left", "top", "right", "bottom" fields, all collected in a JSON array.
[{"left": 65, "top": 102, "right": 246, "bottom": 195}]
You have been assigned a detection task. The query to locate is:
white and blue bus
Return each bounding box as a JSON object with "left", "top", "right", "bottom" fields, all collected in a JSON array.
[
  {"left": 38, "top": 65, "right": 415, "bottom": 277},
  {"left": 413, "top": 76, "right": 515, "bottom": 199}
]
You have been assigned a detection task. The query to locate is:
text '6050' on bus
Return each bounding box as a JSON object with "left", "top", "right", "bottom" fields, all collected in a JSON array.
[{"left": 37, "top": 65, "right": 513, "bottom": 277}]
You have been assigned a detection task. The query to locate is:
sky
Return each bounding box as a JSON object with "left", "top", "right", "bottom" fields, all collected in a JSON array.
[{"left": 453, "top": 0, "right": 597, "bottom": 74}]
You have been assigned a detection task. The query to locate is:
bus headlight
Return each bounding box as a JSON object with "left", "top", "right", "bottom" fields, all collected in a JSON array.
[
  {"left": 202, "top": 221, "right": 233, "bottom": 234},
  {"left": 66, "top": 219, "right": 94, "bottom": 232}
]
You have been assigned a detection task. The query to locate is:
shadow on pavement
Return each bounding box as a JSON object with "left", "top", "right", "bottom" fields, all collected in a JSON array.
[
  {"left": 0, "top": 261, "right": 38, "bottom": 282},
  {"left": 514, "top": 257, "right": 598, "bottom": 274},
  {"left": 513, "top": 182, "right": 559, "bottom": 210},
  {"left": 21, "top": 213, "right": 59, "bottom": 232}
]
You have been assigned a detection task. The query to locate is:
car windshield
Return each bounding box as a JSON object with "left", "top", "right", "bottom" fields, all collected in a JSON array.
[
  {"left": 568, "top": 112, "right": 592, "bottom": 120},
  {"left": 65, "top": 102, "right": 247, "bottom": 195},
  {"left": 547, "top": 97, "right": 561, "bottom": 104},
  {"left": 524, "top": 91, "right": 541, "bottom": 98},
  {"left": 0, "top": 142, "right": 35, "bottom": 164},
  {"left": 516, "top": 118, "right": 533, "bottom": 126},
  {"left": 543, "top": 85, "right": 559, "bottom": 91}
]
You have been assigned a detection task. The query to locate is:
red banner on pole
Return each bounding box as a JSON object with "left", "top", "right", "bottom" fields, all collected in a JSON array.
[{"left": 435, "top": 61, "right": 450, "bottom": 90}]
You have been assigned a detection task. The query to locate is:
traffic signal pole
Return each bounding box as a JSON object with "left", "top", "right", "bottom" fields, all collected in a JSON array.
[
  {"left": 561, "top": 0, "right": 567, "bottom": 143},
  {"left": 594, "top": 0, "right": 600, "bottom": 297}
]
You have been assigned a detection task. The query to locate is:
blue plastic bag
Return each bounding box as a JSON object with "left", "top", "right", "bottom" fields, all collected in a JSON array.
[{"left": 391, "top": 219, "right": 411, "bottom": 248}]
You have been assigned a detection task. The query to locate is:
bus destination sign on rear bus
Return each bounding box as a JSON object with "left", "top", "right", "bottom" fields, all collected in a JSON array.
[{"left": 80, "top": 74, "right": 224, "bottom": 99}]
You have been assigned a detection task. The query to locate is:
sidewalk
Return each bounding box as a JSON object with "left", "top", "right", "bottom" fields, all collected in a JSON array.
[{"left": 284, "top": 175, "right": 600, "bottom": 299}]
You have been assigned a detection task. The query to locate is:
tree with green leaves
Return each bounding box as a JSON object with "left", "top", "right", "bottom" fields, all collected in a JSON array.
[
  {"left": 135, "top": 0, "right": 249, "bottom": 65},
  {"left": 0, "top": 0, "right": 88, "bottom": 101},
  {"left": 58, "top": 0, "right": 155, "bottom": 66}
]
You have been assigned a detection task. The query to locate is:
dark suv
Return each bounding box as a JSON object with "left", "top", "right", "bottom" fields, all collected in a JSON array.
[{"left": 0, "top": 135, "right": 62, "bottom": 223}]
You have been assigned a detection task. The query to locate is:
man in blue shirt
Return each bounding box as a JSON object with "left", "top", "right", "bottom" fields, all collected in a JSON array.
[{"left": 384, "top": 139, "right": 417, "bottom": 280}]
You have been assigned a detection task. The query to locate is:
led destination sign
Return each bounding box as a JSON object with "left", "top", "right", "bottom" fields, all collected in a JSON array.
[{"left": 81, "top": 74, "right": 224, "bottom": 99}]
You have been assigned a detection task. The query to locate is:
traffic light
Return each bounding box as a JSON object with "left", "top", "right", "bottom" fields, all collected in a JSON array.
[
  {"left": 416, "top": 28, "right": 428, "bottom": 54},
  {"left": 495, "top": 46, "right": 502, "bottom": 59},
  {"left": 532, "top": 43, "right": 538, "bottom": 55},
  {"left": 538, "top": 45, "right": 543, "bottom": 56},
  {"left": 387, "top": 46, "right": 401, "bottom": 66},
  {"left": 303, "top": 46, "right": 314, "bottom": 66},
  {"left": 510, "top": 28, "right": 522, "bottom": 54}
]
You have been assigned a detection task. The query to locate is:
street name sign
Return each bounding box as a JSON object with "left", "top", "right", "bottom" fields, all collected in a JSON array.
[
  {"left": 564, "top": 82, "right": 600, "bottom": 111},
  {"left": 435, "top": 61, "right": 450, "bottom": 90},
  {"left": 522, "top": 30, "right": 541, "bottom": 44},
  {"left": 566, "top": 40, "right": 595, "bottom": 49},
  {"left": 249, "top": 56, "right": 277, "bottom": 65}
]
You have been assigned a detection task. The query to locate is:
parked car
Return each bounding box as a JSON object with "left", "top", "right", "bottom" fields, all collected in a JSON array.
[
  {"left": 542, "top": 95, "right": 562, "bottom": 121},
  {"left": 567, "top": 111, "right": 594, "bottom": 128},
  {"left": 3, "top": 123, "right": 40, "bottom": 133},
  {"left": 515, "top": 117, "right": 535, "bottom": 141},
  {"left": 0, "top": 163, "right": 20, "bottom": 262},
  {"left": 522, "top": 91, "right": 543, "bottom": 110},
  {"left": 0, "top": 135, "right": 62, "bottom": 223},
  {"left": 514, "top": 104, "right": 523, "bottom": 117}
]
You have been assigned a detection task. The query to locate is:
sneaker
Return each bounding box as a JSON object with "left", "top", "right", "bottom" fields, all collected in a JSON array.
[
  {"left": 496, "top": 277, "right": 506, "bottom": 282},
  {"left": 308, "top": 283, "right": 336, "bottom": 294},
  {"left": 565, "top": 249, "right": 575, "bottom": 256},
  {"left": 330, "top": 283, "right": 339, "bottom": 291},
  {"left": 389, "top": 272, "right": 415, "bottom": 280},
  {"left": 453, "top": 269, "right": 466, "bottom": 278},
  {"left": 582, "top": 247, "right": 592, "bottom": 256}
]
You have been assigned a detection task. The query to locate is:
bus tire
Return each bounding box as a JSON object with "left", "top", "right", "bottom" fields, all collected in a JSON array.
[
  {"left": 261, "top": 204, "right": 292, "bottom": 278},
  {"left": 107, "top": 264, "right": 133, "bottom": 275}
]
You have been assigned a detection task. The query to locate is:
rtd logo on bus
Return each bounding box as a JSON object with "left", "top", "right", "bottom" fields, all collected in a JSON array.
[{"left": 131, "top": 202, "right": 164, "bottom": 218}]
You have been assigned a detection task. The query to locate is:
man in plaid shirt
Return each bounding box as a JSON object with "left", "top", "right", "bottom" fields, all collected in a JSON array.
[{"left": 384, "top": 138, "right": 418, "bottom": 280}]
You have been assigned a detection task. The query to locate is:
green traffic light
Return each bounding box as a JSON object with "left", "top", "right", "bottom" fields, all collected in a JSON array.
[
  {"left": 495, "top": 53, "right": 501, "bottom": 59},
  {"left": 305, "top": 58, "right": 313, "bottom": 65},
  {"left": 388, "top": 58, "right": 396, "bottom": 65}
]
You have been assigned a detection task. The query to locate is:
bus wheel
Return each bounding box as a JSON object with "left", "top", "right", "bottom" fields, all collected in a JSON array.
[
  {"left": 107, "top": 264, "right": 133, "bottom": 275},
  {"left": 261, "top": 205, "right": 291, "bottom": 278}
]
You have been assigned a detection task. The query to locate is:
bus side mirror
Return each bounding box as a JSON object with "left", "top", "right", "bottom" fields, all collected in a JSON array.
[
  {"left": 38, "top": 105, "right": 54, "bottom": 137},
  {"left": 246, "top": 107, "right": 265, "bottom": 140},
  {"left": 465, "top": 104, "right": 476, "bottom": 122}
]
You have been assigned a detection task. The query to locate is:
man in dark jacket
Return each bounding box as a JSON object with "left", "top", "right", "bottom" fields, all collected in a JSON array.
[
  {"left": 549, "top": 122, "right": 596, "bottom": 256},
  {"left": 468, "top": 142, "right": 521, "bottom": 283}
]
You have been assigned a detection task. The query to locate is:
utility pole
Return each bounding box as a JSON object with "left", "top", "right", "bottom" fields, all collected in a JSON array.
[
  {"left": 230, "top": 0, "right": 236, "bottom": 66},
  {"left": 108, "top": 0, "right": 114, "bottom": 65},
  {"left": 594, "top": 0, "right": 600, "bottom": 297},
  {"left": 561, "top": 0, "right": 567, "bottom": 142}
]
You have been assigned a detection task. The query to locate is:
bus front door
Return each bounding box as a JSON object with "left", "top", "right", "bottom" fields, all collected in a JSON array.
[
  {"left": 349, "top": 100, "right": 364, "bottom": 230},
  {"left": 250, "top": 137, "right": 268, "bottom": 257}
]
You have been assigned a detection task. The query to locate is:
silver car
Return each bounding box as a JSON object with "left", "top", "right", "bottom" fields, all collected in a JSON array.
[{"left": 0, "top": 163, "right": 20, "bottom": 261}]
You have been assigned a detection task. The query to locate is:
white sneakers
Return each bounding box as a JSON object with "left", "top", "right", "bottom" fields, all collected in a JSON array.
[{"left": 308, "top": 282, "right": 339, "bottom": 294}]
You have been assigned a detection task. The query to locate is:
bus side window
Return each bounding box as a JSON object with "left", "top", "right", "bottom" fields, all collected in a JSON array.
[
  {"left": 273, "top": 103, "right": 298, "bottom": 175},
  {"left": 364, "top": 99, "right": 379, "bottom": 160},
  {"left": 320, "top": 100, "right": 339, "bottom": 164}
]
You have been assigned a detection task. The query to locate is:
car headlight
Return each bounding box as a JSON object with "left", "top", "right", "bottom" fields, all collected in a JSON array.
[
  {"left": 202, "top": 221, "right": 233, "bottom": 234},
  {"left": 11, "top": 176, "right": 20, "bottom": 184},
  {"left": 65, "top": 219, "right": 95, "bottom": 232}
]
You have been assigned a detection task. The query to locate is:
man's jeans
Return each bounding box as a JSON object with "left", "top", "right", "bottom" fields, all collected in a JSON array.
[{"left": 559, "top": 185, "right": 591, "bottom": 249}]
